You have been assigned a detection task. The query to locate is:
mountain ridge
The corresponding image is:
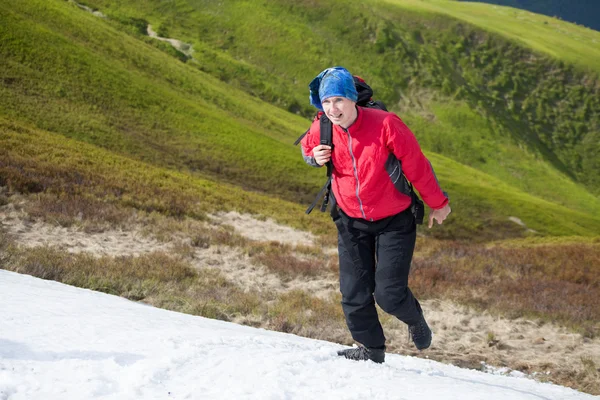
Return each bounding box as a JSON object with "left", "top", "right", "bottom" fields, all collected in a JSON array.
[{"left": 458, "top": 0, "right": 600, "bottom": 32}]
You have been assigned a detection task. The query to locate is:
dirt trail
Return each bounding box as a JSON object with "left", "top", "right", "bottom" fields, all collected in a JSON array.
[
  {"left": 68, "top": 0, "right": 106, "bottom": 18},
  {"left": 1, "top": 203, "right": 598, "bottom": 389},
  {"left": 146, "top": 25, "right": 194, "bottom": 58},
  {"left": 70, "top": 1, "right": 193, "bottom": 58}
]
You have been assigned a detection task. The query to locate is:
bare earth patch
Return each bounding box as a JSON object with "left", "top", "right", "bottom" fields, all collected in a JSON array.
[
  {"left": 1, "top": 205, "right": 598, "bottom": 390},
  {"left": 0, "top": 204, "right": 172, "bottom": 257},
  {"left": 209, "top": 211, "right": 316, "bottom": 247},
  {"left": 189, "top": 245, "right": 337, "bottom": 299}
]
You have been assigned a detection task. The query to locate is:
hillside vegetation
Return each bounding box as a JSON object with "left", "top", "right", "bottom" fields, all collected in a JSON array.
[
  {"left": 0, "top": 0, "right": 318, "bottom": 202},
  {"left": 1, "top": 0, "right": 600, "bottom": 240},
  {"left": 77, "top": 0, "right": 600, "bottom": 195}
]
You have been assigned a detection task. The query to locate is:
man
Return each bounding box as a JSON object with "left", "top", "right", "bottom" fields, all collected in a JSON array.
[{"left": 301, "top": 67, "right": 451, "bottom": 363}]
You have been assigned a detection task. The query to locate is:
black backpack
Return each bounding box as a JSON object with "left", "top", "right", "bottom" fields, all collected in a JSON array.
[{"left": 296, "top": 77, "right": 426, "bottom": 224}]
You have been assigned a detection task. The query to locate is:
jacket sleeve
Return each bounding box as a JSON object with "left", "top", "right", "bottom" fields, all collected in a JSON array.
[
  {"left": 385, "top": 115, "right": 449, "bottom": 210},
  {"left": 300, "top": 116, "right": 323, "bottom": 168}
]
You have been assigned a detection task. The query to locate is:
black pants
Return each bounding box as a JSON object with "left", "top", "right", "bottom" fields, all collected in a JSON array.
[{"left": 334, "top": 207, "right": 421, "bottom": 348}]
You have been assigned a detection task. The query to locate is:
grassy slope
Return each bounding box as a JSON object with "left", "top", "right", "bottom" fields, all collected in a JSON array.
[
  {"left": 80, "top": 0, "right": 600, "bottom": 188},
  {"left": 377, "top": 0, "right": 600, "bottom": 205},
  {"left": 404, "top": 103, "right": 600, "bottom": 215},
  {"left": 0, "top": 0, "right": 318, "bottom": 202},
  {"left": 0, "top": 117, "right": 333, "bottom": 235},
  {"left": 89, "top": 0, "right": 600, "bottom": 194},
  {"left": 0, "top": 0, "right": 599, "bottom": 238}
]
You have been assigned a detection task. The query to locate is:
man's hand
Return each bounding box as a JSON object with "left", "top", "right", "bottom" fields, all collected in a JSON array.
[
  {"left": 428, "top": 204, "right": 451, "bottom": 228},
  {"left": 312, "top": 145, "right": 332, "bottom": 166}
]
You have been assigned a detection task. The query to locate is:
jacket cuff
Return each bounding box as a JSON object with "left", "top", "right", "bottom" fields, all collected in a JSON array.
[{"left": 301, "top": 147, "right": 322, "bottom": 168}]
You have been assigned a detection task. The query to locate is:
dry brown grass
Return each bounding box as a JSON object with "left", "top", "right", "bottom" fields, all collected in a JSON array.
[
  {"left": 0, "top": 227, "right": 14, "bottom": 266},
  {"left": 150, "top": 217, "right": 329, "bottom": 280},
  {"left": 14, "top": 187, "right": 597, "bottom": 339},
  {"left": 266, "top": 290, "right": 350, "bottom": 343},
  {"left": 250, "top": 242, "right": 325, "bottom": 280},
  {"left": 411, "top": 239, "right": 600, "bottom": 337},
  {"left": 24, "top": 192, "right": 135, "bottom": 233},
  {"left": 9, "top": 192, "right": 599, "bottom": 338},
  {"left": 0, "top": 192, "right": 8, "bottom": 207}
]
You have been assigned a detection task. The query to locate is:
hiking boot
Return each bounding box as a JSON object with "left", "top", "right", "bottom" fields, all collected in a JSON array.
[
  {"left": 337, "top": 345, "right": 385, "bottom": 363},
  {"left": 408, "top": 314, "right": 432, "bottom": 350}
]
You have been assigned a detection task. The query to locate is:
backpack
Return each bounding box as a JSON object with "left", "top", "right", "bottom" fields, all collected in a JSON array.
[{"left": 295, "top": 76, "right": 426, "bottom": 224}]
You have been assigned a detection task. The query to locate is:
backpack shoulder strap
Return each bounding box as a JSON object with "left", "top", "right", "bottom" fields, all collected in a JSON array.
[
  {"left": 305, "top": 114, "right": 334, "bottom": 215},
  {"left": 319, "top": 114, "right": 333, "bottom": 178}
]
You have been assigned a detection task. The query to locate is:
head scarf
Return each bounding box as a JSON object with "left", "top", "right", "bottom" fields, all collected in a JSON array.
[{"left": 309, "top": 67, "right": 358, "bottom": 110}]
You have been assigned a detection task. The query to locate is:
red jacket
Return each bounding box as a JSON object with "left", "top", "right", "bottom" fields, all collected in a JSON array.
[{"left": 301, "top": 107, "right": 448, "bottom": 221}]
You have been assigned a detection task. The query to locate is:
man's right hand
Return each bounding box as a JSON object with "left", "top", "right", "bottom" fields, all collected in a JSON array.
[{"left": 313, "top": 145, "right": 332, "bottom": 166}]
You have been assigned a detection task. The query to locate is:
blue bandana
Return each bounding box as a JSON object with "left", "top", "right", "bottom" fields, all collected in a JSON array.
[{"left": 309, "top": 67, "right": 358, "bottom": 110}]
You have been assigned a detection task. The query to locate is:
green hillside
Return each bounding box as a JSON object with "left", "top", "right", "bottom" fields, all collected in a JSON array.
[
  {"left": 74, "top": 0, "right": 600, "bottom": 195},
  {"left": 1, "top": 0, "right": 599, "bottom": 239},
  {"left": 0, "top": 0, "right": 318, "bottom": 202}
]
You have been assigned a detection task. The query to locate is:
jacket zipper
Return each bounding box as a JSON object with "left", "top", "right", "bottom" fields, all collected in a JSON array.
[{"left": 344, "top": 127, "right": 368, "bottom": 220}]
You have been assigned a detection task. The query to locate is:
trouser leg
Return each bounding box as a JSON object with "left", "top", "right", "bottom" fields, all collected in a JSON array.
[
  {"left": 373, "top": 208, "right": 422, "bottom": 325},
  {"left": 335, "top": 214, "right": 385, "bottom": 349}
]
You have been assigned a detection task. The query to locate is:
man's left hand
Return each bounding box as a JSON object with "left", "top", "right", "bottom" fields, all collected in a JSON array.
[{"left": 428, "top": 204, "right": 451, "bottom": 228}]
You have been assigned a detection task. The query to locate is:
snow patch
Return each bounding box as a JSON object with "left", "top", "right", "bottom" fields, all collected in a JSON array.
[{"left": 1, "top": 269, "right": 595, "bottom": 400}]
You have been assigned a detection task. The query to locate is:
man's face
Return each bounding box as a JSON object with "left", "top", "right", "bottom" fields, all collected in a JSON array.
[{"left": 322, "top": 96, "right": 357, "bottom": 129}]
